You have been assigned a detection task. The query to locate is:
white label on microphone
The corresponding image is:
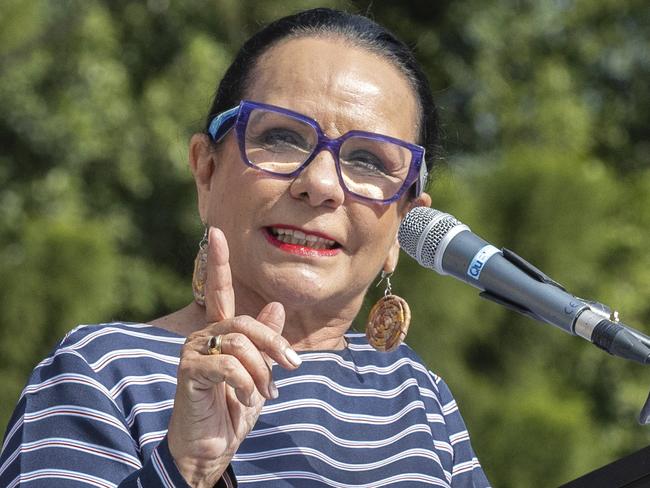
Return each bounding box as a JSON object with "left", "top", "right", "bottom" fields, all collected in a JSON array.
[{"left": 467, "top": 245, "right": 501, "bottom": 280}]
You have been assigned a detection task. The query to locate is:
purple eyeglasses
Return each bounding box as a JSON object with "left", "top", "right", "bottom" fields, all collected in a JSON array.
[{"left": 207, "top": 100, "right": 428, "bottom": 205}]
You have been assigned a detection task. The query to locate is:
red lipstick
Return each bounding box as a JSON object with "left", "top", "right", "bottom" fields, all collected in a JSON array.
[{"left": 263, "top": 226, "right": 341, "bottom": 257}]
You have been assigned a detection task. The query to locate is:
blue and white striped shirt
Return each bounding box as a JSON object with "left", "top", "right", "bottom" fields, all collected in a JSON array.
[{"left": 0, "top": 322, "right": 490, "bottom": 487}]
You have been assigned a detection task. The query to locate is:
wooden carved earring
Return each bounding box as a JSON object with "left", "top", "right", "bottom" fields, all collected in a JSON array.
[
  {"left": 366, "top": 271, "right": 411, "bottom": 352},
  {"left": 192, "top": 226, "right": 208, "bottom": 306}
]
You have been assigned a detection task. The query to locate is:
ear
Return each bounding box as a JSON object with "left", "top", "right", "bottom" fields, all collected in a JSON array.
[
  {"left": 384, "top": 192, "right": 432, "bottom": 273},
  {"left": 383, "top": 236, "right": 401, "bottom": 274},
  {"left": 189, "top": 133, "right": 215, "bottom": 223},
  {"left": 405, "top": 192, "right": 432, "bottom": 216}
]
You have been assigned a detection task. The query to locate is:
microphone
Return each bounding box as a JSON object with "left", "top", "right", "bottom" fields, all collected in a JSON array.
[{"left": 398, "top": 207, "right": 650, "bottom": 365}]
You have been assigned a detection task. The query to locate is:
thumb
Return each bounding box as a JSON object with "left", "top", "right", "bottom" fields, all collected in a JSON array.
[{"left": 256, "top": 302, "right": 285, "bottom": 335}]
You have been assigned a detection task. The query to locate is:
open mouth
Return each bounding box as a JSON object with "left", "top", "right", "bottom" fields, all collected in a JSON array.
[{"left": 264, "top": 226, "right": 341, "bottom": 255}]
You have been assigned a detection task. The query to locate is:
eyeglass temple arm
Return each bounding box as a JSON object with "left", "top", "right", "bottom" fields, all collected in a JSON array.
[
  {"left": 415, "top": 149, "right": 428, "bottom": 197},
  {"left": 207, "top": 105, "right": 240, "bottom": 142}
]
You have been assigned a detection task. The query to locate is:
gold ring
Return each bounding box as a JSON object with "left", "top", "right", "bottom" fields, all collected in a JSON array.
[{"left": 208, "top": 334, "right": 223, "bottom": 355}]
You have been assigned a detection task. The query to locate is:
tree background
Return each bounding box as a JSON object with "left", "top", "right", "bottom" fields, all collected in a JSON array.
[{"left": 1, "top": 1, "right": 649, "bottom": 486}]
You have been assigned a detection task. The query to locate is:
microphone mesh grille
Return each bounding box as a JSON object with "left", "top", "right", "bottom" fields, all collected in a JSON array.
[{"left": 398, "top": 207, "right": 463, "bottom": 269}]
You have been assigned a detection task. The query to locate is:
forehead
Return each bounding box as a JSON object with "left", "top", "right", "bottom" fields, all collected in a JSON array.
[{"left": 243, "top": 36, "right": 419, "bottom": 142}]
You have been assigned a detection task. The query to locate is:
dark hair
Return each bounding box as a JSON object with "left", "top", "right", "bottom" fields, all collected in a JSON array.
[{"left": 204, "top": 7, "right": 440, "bottom": 178}]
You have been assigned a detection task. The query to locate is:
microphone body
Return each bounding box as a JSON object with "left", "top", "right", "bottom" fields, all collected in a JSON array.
[
  {"left": 398, "top": 207, "right": 650, "bottom": 365},
  {"left": 438, "top": 229, "right": 586, "bottom": 332}
]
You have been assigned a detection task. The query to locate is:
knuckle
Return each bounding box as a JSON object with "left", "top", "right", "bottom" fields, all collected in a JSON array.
[
  {"left": 219, "top": 355, "right": 238, "bottom": 377},
  {"left": 270, "top": 334, "right": 287, "bottom": 352},
  {"left": 186, "top": 331, "right": 204, "bottom": 343},
  {"left": 231, "top": 315, "right": 253, "bottom": 331},
  {"left": 228, "top": 333, "right": 249, "bottom": 352},
  {"left": 215, "top": 274, "right": 233, "bottom": 290},
  {"left": 180, "top": 342, "right": 196, "bottom": 357},
  {"left": 244, "top": 376, "right": 257, "bottom": 395},
  {"left": 177, "top": 358, "right": 194, "bottom": 378},
  {"left": 239, "top": 376, "right": 254, "bottom": 392},
  {"left": 205, "top": 323, "right": 224, "bottom": 336}
]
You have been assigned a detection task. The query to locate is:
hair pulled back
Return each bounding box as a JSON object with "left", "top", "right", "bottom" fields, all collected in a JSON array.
[{"left": 205, "top": 8, "right": 440, "bottom": 174}]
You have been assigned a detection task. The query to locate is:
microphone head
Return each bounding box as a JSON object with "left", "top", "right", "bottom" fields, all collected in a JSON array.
[{"left": 398, "top": 207, "right": 468, "bottom": 273}]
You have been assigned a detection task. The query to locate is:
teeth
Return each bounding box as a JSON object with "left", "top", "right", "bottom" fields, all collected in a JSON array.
[{"left": 270, "top": 228, "right": 336, "bottom": 249}]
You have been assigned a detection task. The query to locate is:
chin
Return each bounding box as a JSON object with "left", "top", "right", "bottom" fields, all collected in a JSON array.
[
  {"left": 267, "top": 272, "right": 328, "bottom": 304},
  {"left": 250, "top": 261, "right": 369, "bottom": 313}
]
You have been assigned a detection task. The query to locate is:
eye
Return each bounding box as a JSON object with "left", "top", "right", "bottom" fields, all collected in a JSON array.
[
  {"left": 254, "top": 128, "right": 310, "bottom": 152},
  {"left": 342, "top": 150, "right": 388, "bottom": 176}
]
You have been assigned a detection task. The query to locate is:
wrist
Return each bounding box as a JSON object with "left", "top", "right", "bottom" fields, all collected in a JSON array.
[
  {"left": 168, "top": 432, "right": 233, "bottom": 487},
  {"left": 173, "top": 453, "right": 232, "bottom": 488}
]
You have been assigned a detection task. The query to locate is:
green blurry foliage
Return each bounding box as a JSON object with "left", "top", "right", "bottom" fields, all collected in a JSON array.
[{"left": 1, "top": 1, "right": 649, "bottom": 486}]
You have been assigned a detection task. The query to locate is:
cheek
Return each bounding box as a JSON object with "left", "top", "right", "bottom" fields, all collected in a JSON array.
[
  {"left": 209, "top": 169, "right": 290, "bottom": 226},
  {"left": 207, "top": 172, "right": 248, "bottom": 227},
  {"left": 354, "top": 207, "right": 401, "bottom": 255}
]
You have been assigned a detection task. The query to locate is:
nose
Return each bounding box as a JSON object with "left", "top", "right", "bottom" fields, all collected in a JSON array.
[{"left": 289, "top": 149, "right": 345, "bottom": 208}]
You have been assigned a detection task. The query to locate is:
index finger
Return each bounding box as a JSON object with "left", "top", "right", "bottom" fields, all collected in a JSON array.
[{"left": 205, "top": 227, "right": 235, "bottom": 322}]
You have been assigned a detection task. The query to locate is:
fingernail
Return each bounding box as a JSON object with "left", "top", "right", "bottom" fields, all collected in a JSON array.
[
  {"left": 284, "top": 347, "right": 302, "bottom": 367},
  {"left": 268, "top": 381, "right": 279, "bottom": 399}
]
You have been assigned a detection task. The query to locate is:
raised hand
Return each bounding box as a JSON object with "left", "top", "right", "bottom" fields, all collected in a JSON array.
[{"left": 167, "top": 227, "right": 301, "bottom": 487}]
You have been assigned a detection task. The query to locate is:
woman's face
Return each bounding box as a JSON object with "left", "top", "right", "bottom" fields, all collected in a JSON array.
[{"left": 191, "top": 36, "right": 431, "bottom": 314}]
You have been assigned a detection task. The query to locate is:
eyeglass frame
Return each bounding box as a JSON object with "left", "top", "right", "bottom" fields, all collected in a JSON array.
[{"left": 207, "top": 99, "right": 428, "bottom": 205}]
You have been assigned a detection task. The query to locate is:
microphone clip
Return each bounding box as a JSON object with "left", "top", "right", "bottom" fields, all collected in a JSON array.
[{"left": 478, "top": 247, "right": 567, "bottom": 324}]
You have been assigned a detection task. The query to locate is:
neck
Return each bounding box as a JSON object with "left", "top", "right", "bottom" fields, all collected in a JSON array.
[
  {"left": 279, "top": 311, "right": 351, "bottom": 351},
  {"left": 231, "top": 281, "right": 363, "bottom": 351},
  {"left": 150, "top": 287, "right": 366, "bottom": 352}
]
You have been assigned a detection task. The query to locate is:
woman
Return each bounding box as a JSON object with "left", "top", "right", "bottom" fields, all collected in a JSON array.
[{"left": 0, "top": 8, "right": 490, "bottom": 488}]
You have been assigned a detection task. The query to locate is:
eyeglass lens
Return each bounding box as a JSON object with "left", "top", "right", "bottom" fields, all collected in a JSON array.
[{"left": 244, "top": 108, "right": 411, "bottom": 200}]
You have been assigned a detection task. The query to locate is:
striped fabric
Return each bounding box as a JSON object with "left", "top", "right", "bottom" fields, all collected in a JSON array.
[{"left": 0, "top": 322, "right": 490, "bottom": 487}]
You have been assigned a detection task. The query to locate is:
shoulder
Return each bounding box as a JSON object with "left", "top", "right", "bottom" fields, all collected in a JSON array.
[
  {"left": 338, "top": 332, "right": 445, "bottom": 394},
  {"left": 14, "top": 322, "right": 184, "bottom": 425},
  {"left": 345, "top": 332, "right": 439, "bottom": 375},
  {"left": 343, "top": 333, "right": 464, "bottom": 408},
  {"left": 59, "top": 321, "right": 185, "bottom": 351},
  {"left": 28, "top": 322, "right": 185, "bottom": 388},
  {"left": 50, "top": 321, "right": 183, "bottom": 360}
]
